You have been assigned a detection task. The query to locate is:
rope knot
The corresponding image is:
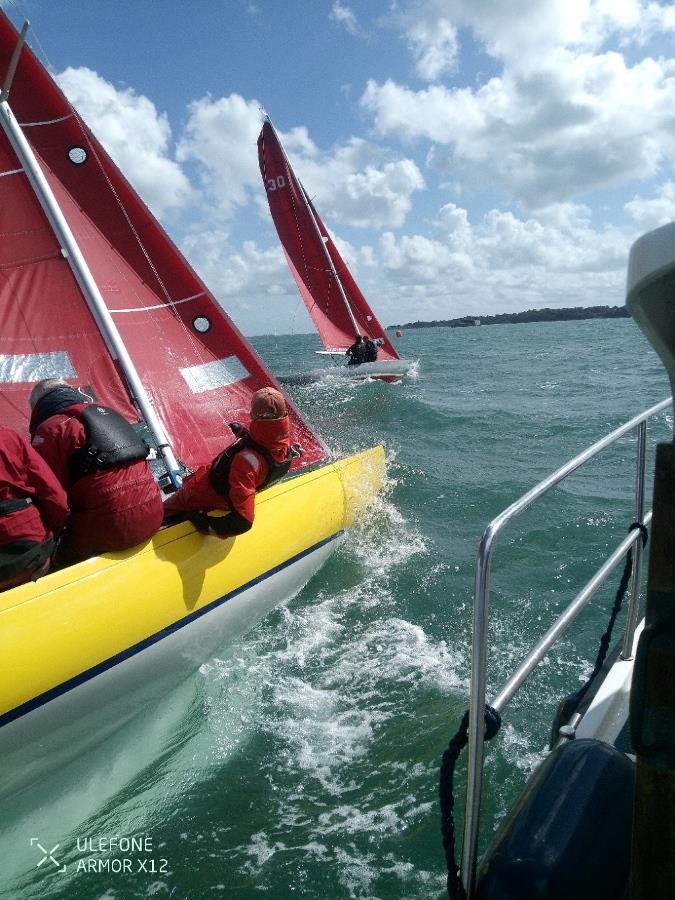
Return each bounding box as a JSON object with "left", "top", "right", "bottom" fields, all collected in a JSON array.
[{"left": 629, "top": 521, "right": 648, "bottom": 548}]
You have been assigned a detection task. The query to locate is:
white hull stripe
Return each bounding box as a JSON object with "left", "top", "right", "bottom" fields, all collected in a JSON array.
[{"left": 180, "top": 355, "right": 249, "bottom": 393}]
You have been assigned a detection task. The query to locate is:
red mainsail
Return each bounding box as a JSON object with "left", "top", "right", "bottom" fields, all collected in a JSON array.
[
  {"left": 0, "top": 15, "right": 327, "bottom": 471},
  {"left": 257, "top": 119, "right": 399, "bottom": 360}
]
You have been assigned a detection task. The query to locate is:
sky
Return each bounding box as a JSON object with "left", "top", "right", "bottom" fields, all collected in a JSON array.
[{"left": 3, "top": 0, "right": 675, "bottom": 335}]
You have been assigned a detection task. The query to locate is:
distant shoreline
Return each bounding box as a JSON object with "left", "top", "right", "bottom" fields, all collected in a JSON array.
[{"left": 390, "top": 305, "right": 630, "bottom": 330}]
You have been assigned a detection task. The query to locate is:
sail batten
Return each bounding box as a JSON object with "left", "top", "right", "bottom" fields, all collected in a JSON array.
[
  {"left": 109, "top": 292, "right": 207, "bottom": 314},
  {"left": 258, "top": 118, "right": 400, "bottom": 361}
]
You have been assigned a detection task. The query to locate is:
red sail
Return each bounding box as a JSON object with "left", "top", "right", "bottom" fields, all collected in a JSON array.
[
  {"left": 0, "top": 14, "right": 326, "bottom": 470},
  {"left": 257, "top": 120, "right": 399, "bottom": 360}
]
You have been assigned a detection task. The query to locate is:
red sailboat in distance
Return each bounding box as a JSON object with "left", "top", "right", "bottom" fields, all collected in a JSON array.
[{"left": 258, "top": 117, "right": 414, "bottom": 384}]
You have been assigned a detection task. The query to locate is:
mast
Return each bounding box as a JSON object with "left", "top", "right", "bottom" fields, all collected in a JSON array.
[
  {"left": 0, "top": 23, "right": 183, "bottom": 488},
  {"left": 266, "top": 117, "right": 361, "bottom": 342}
]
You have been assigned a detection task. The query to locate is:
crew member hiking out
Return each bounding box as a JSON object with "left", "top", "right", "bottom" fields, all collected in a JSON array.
[
  {"left": 163, "top": 387, "right": 295, "bottom": 537},
  {"left": 363, "top": 335, "right": 379, "bottom": 363},
  {"left": 0, "top": 425, "right": 69, "bottom": 591},
  {"left": 29, "top": 379, "right": 164, "bottom": 566},
  {"left": 346, "top": 335, "right": 366, "bottom": 366}
]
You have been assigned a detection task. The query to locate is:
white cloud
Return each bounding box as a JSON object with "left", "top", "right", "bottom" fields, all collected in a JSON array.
[
  {"left": 396, "top": 1, "right": 652, "bottom": 72},
  {"left": 407, "top": 17, "right": 459, "bottom": 81},
  {"left": 271, "top": 127, "right": 425, "bottom": 229},
  {"left": 361, "top": 48, "right": 675, "bottom": 208},
  {"left": 56, "top": 67, "right": 192, "bottom": 218},
  {"left": 330, "top": 2, "right": 360, "bottom": 36},
  {"left": 176, "top": 93, "right": 263, "bottom": 218},
  {"left": 182, "top": 227, "right": 289, "bottom": 299},
  {"left": 179, "top": 226, "right": 309, "bottom": 334},
  {"left": 354, "top": 2, "right": 675, "bottom": 212},
  {"left": 332, "top": 156, "right": 425, "bottom": 228},
  {"left": 179, "top": 187, "right": 636, "bottom": 332},
  {"left": 174, "top": 100, "right": 424, "bottom": 230},
  {"left": 380, "top": 230, "right": 473, "bottom": 281},
  {"left": 625, "top": 181, "right": 675, "bottom": 230},
  {"left": 356, "top": 198, "right": 631, "bottom": 325}
]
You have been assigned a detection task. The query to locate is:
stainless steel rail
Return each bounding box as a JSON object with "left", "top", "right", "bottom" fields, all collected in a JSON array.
[{"left": 460, "top": 397, "right": 672, "bottom": 897}]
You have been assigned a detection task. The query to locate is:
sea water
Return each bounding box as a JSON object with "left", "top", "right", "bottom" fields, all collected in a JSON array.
[{"left": 2, "top": 319, "right": 670, "bottom": 899}]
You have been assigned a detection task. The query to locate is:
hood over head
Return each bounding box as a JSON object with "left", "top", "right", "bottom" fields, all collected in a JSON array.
[
  {"left": 250, "top": 387, "right": 287, "bottom": 420},
  {"left": 29, "top": 378, "right": 71, "bottom": 409}
]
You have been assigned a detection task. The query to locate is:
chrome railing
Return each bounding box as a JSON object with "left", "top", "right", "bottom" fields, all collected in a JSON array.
[{"left": 460, "top": 397, "right": 672, "bottom": 897}]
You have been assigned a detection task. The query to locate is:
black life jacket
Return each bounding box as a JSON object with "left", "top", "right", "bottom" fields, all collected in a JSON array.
[
  {"left": 363, "top": 340, "right": 378, "bottom": 362},
  {"left": 347, "top": 341, "right": 366, "bottom": 365},
  {"left": 209, "top": 427, "right": 292, "bottom": 499},
  {"left": 68, "top": 405, "right": 150, "bottom": 481}
]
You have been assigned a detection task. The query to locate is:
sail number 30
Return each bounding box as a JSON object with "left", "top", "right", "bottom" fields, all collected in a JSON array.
[{"left": 267, "top": 176, "right": 286, "bottom": 191}]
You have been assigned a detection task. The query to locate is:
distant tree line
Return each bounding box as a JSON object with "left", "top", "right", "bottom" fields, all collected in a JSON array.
[{"left": 390, "top": 305, "right": 630, "bottom": 330}]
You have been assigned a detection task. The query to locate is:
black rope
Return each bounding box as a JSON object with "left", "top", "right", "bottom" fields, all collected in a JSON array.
[
  {"left": 440, "top": 705, "right": 502, "bottom": 900},
  {"left": 588, "top": 521, "right": 648, "bottom": 681},
  {"left": 555, "top": 521, "right": 649, "bottom": 728}
]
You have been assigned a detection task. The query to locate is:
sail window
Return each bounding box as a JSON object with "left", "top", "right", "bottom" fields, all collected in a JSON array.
[
  {"left": 67, "top": 146, "right": 87, "bottom": 165},
  {"left": 180, "top": 357, "right": 249, "bottom": 393},
  {"left": 192, "top": 316, "right": 211, "bottom": 334},
  {"left": 0, "top": 351, "right": 76, "bottom": 383}
]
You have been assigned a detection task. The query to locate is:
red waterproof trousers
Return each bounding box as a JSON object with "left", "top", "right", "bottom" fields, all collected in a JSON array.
[{"left": 0, "top": 425, "right": 69, "bottom": 589}]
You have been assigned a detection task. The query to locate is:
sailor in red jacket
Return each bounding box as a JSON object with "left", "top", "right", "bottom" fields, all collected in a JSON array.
[
  {"left": 0, "top": 425, "right": 70, "bottom": 590},
  {"left": 29, "top": 379, "right": 164, "bottom": 566},
  {"left": 163, "top": 387, "right": 294, "bottom": 537}
]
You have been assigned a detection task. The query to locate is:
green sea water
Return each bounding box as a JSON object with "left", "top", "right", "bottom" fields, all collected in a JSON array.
[{"left": 2, "top": 319, "right": 671, "bottom": 899}]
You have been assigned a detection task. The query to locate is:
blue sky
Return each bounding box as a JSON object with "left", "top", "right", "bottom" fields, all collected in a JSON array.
[{"left": 3, "top": 0, "right": 675, "bottom": 334}]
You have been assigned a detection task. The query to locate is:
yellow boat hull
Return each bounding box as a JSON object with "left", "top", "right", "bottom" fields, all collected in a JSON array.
[{"left": 0, "top": 445, "right": 385, "bottom": 796}]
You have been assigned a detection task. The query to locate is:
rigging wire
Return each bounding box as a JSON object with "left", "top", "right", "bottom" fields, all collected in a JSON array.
[
  {"left": 5, "top": 2, "right": 53, "bottom": 74},
  {"left": 68, "top": 111, "right": 232, "bottom": 427}
]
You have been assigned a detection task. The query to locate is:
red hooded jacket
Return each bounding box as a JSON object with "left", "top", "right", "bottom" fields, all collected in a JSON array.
[
  {"left": 30, "top": 402, "right": 163, "bottom": 563},
  {"left": 163, "top": 415, "right": 291, "bottom": 528}
]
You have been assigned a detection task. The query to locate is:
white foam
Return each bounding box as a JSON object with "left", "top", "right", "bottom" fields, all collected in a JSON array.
[
  {"left": 339, "top": 450, "right": 430, "bottom": 577},
  {"left": 316, "top": 795, "right": 434, "bottom": 837},
  {"left": 324, "top": 618, "right": 468, "bottom": 695},
  {"left": 271, "top": 676, "right": 388, "bottom": 794},
  {"left": 190, "top": 468, "right": 465, "bottom": 891},
  {"left": 330, "top": 842, "right": 445, "bottom": 897},
  {"left": 244, "top": 831, "right": 287, "bottom": 868},
  {"left": 500, "top": 723, "right": 547, "bottom": 776}
]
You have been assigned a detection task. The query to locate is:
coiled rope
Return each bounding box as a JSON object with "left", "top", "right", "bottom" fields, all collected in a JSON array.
[{"left": 439, "top": 704, "right": 502, "bottom": 900}]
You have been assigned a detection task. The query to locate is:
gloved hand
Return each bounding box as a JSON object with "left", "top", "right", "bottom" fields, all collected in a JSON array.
[
  {"left": 189, "top": 511, "right": 212, "bottom": 535},
  {"left": 189, "top": 509, "right": 252, "bottom": 538}
]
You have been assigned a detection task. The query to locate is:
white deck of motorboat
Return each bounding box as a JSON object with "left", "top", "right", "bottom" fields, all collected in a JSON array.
[{"left": 573, "top": 622, "right": 642, "bottom": 752}]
